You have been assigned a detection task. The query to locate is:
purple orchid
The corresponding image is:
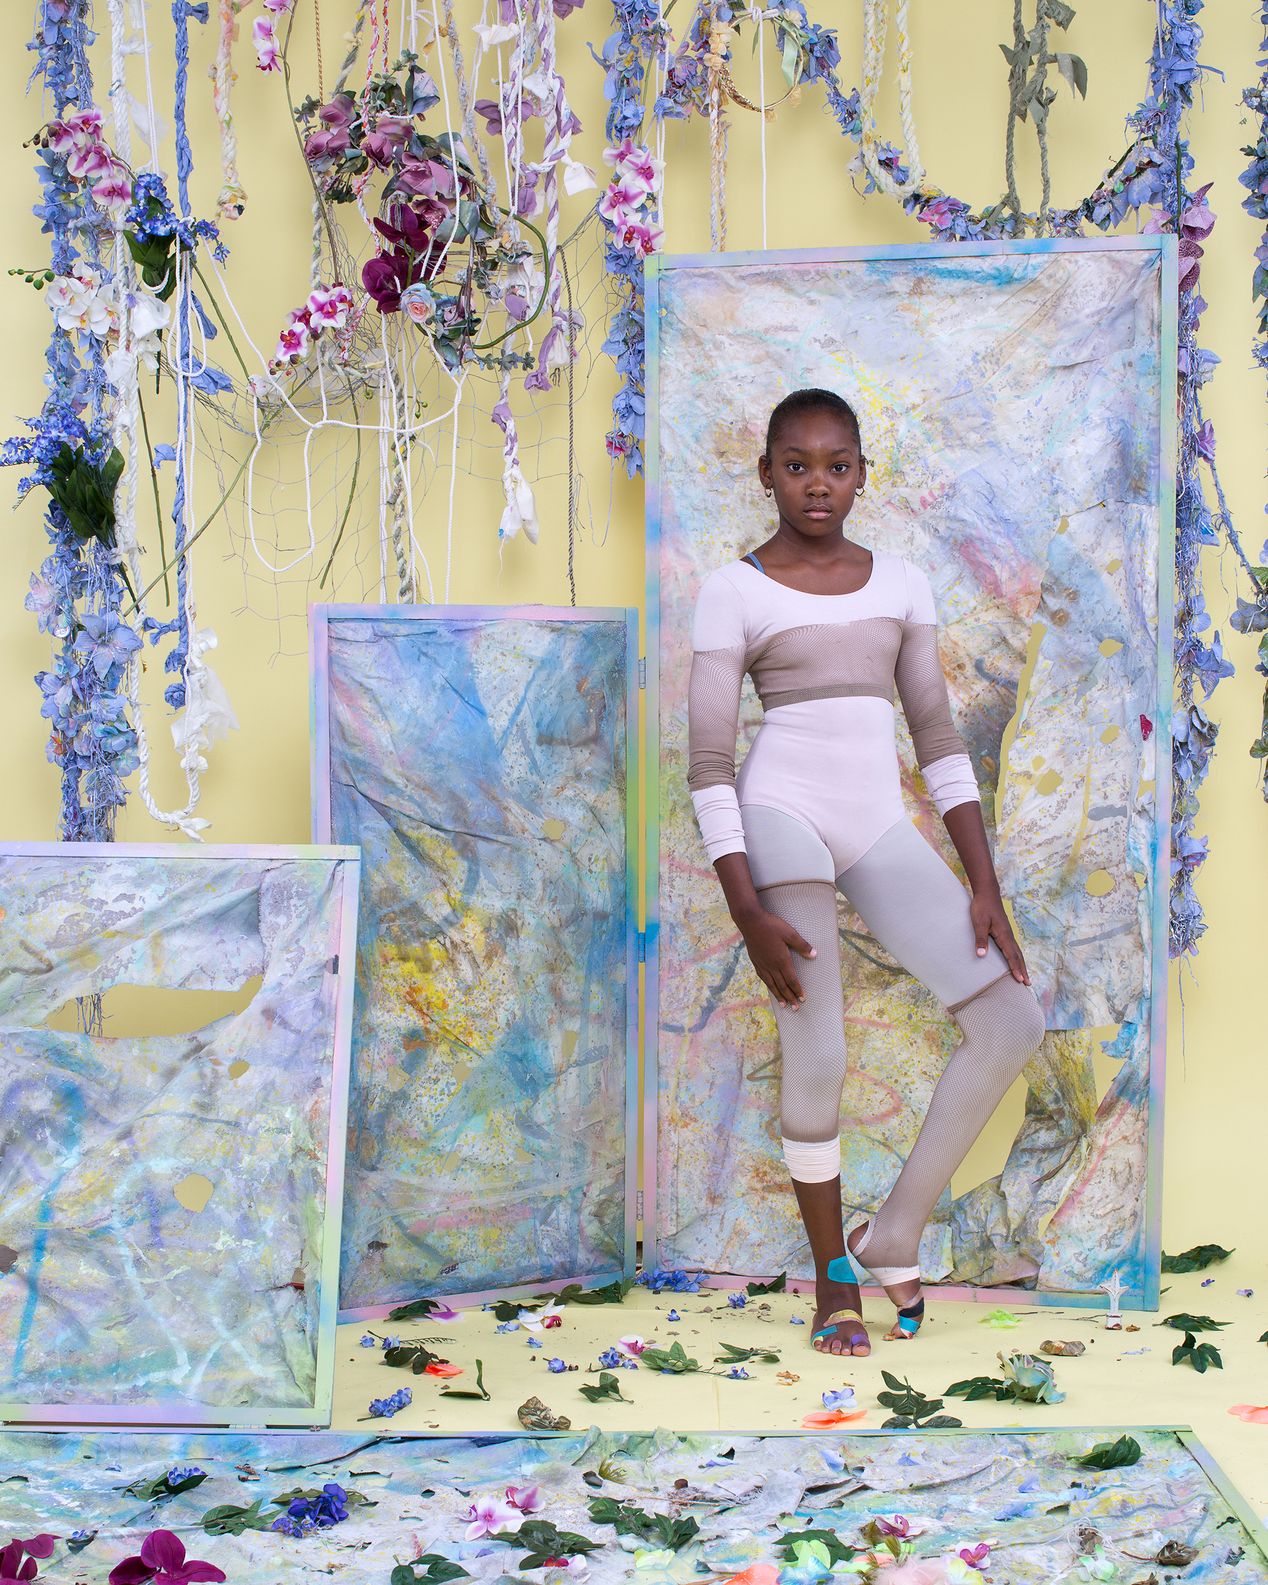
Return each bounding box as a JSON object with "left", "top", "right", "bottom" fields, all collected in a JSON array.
[
  {"left": 0, "top": 1535, "right": 56, "bottom": 1584},
  {"left": 108, "top": 1531, "right": 225, "bottom": 1585},
  {"left": 361, "top": 246, "right": 424, "bottom": 313}
]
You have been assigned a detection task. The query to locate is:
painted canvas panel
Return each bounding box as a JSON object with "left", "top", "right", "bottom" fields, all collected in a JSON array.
[
  {"left": 646, "top": 240, "right": 1174, "bottom": 1304},
  {"left": 0, "top": 843, "right": 359, "bottom": 1424},
  {"left": 0, "top": 1425, "right": 1263, "bottom": 1583},
  {"left": 312, "top": 606, "right": 638, "bottom": 1313}
]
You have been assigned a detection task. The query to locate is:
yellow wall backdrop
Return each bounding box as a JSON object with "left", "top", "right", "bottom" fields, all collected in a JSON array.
[{"left": 1, "top": 4, "right": 1264, "bottom": 1266}]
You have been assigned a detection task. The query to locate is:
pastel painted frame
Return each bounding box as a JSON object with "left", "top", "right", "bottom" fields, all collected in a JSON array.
[
  {"left": 643, "top": 236, "right": 1176, "bottom": 1309},
  {"left": 311, "top": 604, "right": 641, "bottom": 1317},
  {"left": 0, "top": 841, "right": 359, "bottom": 1426}
]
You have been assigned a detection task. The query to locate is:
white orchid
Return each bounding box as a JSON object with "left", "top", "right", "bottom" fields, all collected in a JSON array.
[
  {"left": 517, "top": 1300, "right": 565, "bottom": 1331},
  {"left": 46, "top": 268, "right": 116, "bottom": 337}
]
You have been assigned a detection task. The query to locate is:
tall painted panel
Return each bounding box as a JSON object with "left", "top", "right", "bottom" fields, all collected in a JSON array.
[
  {"left": 312, "top": 606, "right": 639, "bottom": 1313},
  {"left": 645, "top": 240, "right": 1175, "bottom": 1305}
]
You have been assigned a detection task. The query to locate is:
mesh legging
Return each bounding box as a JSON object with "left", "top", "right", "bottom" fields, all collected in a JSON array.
[{"left": 746, "top": 804, "right": 1047, "bottom": 1271}]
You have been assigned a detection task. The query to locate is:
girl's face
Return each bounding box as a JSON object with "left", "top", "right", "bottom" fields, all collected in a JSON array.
[{"left": 758, "top": 409, "right": 866, "bottom": 538}]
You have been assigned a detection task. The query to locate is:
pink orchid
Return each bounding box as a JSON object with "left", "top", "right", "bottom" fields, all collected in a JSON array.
[
  {"left": 262, "top": 0, "right": 294, "bottom": 11},
  {"left": 598, "top": 175, "right": 650, "bottom": 223},
  {"left": 603, "top": 140, "right": 660, "bottom": 188},
  {"left": 91, "top": 162, "right": 134, "bottom": 215},
  {"left": 428, "top": 1302, "right": 462, "bottom": 1322},
  {"left": 307, "top": 284, "right": 353, "bottom": 330},
  {"left": 274, "top": 320, "right": 310, "bottom": 362},
  {"left": 615, "top": 219, "right": 663, "bottom": 257},
  {"left": 878, "top": 1517, "right": 912, "bottom": 1539},
  {"left": 602, "top": 136, "right": 640, "bottom": 168},
  {"left": 48, "top": 107, "right": 103, "bottom": 152},
  {"left": 958, "top": 1543, "right": 990, "bottom": 1570},
  {"left": 66, "top": 141, "right": 113, "bottom": 181},
  {"left": 252, "top": 15, "right": 280, "bottom": 71},
  {"left": 616, "top": 1334, "right": 646, "bottom": 1357},
  {"left": 465, "top": 1496, "right": 520, "bottom": 1540},
  {"left": 506, "top": 1484, "right": 544, "bottom": 1514},
  {"left": 107, "top": 1530, "right": 226, "bottom": 1585}
]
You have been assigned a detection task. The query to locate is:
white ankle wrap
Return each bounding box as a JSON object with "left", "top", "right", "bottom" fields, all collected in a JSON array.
[{"left": 781, "top": 1134, "right": 841, "bottom": 1183}]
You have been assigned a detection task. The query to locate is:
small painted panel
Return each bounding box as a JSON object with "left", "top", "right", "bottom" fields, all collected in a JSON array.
[
  {"left": 0, "top": 844, "right": 358, "bottom": 1422},
  {"left": 314, "top": 607, "right": 637, "bottom": 1311}
]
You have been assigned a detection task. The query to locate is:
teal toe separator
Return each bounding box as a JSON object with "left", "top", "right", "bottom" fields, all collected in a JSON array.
[
  {"left": 826, "top": 1251, "right": 865, "bottom": 1285},
  {"left": 895, "top": 1313, "right": 922, "bottom": 1335}
]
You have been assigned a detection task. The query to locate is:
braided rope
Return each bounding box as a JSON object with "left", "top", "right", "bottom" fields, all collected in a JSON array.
[
  {"left": 706, "top": 15, "right": 732, "bottom": 250},
  {"left": 211, "top": 0, "right": 247, "bottom": 221},
  {"left": 859, "top": 0, "right": 925, "bottom": 197},
  {"left": 440, "top": 0, "right": 494, "bottom": 190}
]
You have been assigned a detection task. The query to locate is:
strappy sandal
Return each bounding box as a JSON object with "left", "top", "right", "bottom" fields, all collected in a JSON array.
[
  {"left": 831, "top": 1219, "right": 925, "bottom": 1341},
  {"left": 810, "top": 1306, "right": 870, "bottom": 1354}
]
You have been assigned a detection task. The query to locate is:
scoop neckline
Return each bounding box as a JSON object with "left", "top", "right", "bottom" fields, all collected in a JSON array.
[{"left": 736, "top": 548, "right": 878, "bottom": 598}]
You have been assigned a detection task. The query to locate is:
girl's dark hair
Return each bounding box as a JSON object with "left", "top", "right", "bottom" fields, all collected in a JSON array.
[{"left": 764, "top": 388, "right": 862, "bottom": 458}]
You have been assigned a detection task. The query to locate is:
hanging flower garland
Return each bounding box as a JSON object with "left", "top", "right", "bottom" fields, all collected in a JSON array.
[{"left": 1237, "top": 2, "right": 1268, "bottom": 790}]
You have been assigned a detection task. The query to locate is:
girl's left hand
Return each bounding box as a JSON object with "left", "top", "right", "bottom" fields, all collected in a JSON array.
[{"left": 970, "top": 888, "right": 1030, "bottom": 985}]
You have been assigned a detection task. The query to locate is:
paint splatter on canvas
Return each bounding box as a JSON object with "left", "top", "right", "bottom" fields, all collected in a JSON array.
[
  {"left": 0, "top": 847, "right": 356, "bottom": 1419},
  {"left": 316, "top": 610, "right": 635, "bottom": 1310},
  {"left": 0, "top": 1426, "right": 1261, "bottom": 1582},
  {"left": 649, "top": 244, "right": 1170, "bottom": 1300}
]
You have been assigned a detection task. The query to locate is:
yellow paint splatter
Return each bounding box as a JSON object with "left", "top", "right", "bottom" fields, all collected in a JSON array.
[
  {"left": 1085, "top": 870, "right": 1115, "bottom": 897},
  {"left": 1037, "top": 769, "right": 1062, "bottom": 795},
  {"left": 561, "top": 1030, "right": 578, "bottom": 1059},
  {"left": 1030, "top": 756, "right": 1046, "bottom": 770},
  {"left": 1055, "top": 516, "right": 1068, "bottom": 535},
  {"left": 542, "top": 819, "right": 566, "bottom": 841},
  {"left": 1099, "top": 638, "right": 1123, "bottom": 658},
  {"left": 227, "top": 1060, "right": 249, "bottom": 1080},
  {"left": 173, "top": 1173, "right": 214, "bottom": 1213},
  {"left": 1107, "top": 558, "right": 1122, "bottom": 574},
  {"left": 1100, "top": 725, "right": 1120, "bottom": 744}
]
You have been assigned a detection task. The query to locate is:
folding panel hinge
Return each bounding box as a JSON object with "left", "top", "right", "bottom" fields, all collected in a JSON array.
[
  {"left": 638, "top": 656, "right": 647, "bottom": 689},
  {"left": 636, "top": 931, "right": 646, "bottom": 963}
]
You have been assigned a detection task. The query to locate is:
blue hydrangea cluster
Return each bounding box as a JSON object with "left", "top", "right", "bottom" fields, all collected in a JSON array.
[
  {"left": 727, "top": 1292, "right": 747, "bottom": 1310},
  {"left": 166, "top": 1464, "right": 204, "bottom": 1485},
  {"left": 597, "top": 1347, "right": 638, "bottom": 1370},
  {"left": 725, "top": 1365, "right": 749, "bottom": 1380},
  {"left": 635, "top": 1267, "right": 704, "bottom": 1294},
  {"left": 368, "top": 1386, "right": 412, "bottom": 1418},
  {"left": 547, "top": 1357, "right": 568, "bottom": 1373},
  {"left": 270, "top": 1482, "right": 350, "bottom": 1538}
]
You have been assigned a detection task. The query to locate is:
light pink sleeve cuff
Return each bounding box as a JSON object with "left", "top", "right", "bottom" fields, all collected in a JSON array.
[
  {"left": 923, "top": 752, "right": 981, "bottom": 817},
  {"left": 691, "top": 786, "right": 747, "bottom": 863}
]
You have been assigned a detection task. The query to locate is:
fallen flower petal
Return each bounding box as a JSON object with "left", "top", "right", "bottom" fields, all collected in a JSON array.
[
  {"left": 1228, "top": 1404, "right": 1268, "bottom": 1424},
  {"left": 424, "top": 1362, "right": 464, "bottom": 1377},
  {"left": 800, "top": 1408, "right": 867, "bottom": 1429}
]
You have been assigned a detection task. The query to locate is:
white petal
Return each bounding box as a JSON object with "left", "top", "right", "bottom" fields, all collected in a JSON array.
[
  {"left": 562, "top": 156, "right": 597, "bottom": 195},
  {"left": 473, "top": 21, "right": 518, "bottom": 46}
]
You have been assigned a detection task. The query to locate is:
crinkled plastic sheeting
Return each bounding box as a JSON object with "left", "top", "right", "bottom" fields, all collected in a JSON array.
[
  {"left": 645, "top": 240, "right": 1174, "bottom": 1304},
  {"left": 311, "top": 607, "right": 639, "bottom": 1313},
  {"left": 0, "top": 1426, "right": 1262, "bottom": 1581},
  {"left": 0, "top": 844, "right": 359, "bottom": 1423}
]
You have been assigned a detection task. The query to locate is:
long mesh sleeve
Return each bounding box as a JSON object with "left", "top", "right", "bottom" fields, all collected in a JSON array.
[
  {"left": 895, "top": 562, "right": 979, "bottom": 817},
  {"left": 687, "top": 571, "right": 749, "bottom": 861}
]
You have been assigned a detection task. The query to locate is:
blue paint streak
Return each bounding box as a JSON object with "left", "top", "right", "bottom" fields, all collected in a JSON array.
[{"left": 10, "top": 1080, "right": 85, "bottom": 1385}]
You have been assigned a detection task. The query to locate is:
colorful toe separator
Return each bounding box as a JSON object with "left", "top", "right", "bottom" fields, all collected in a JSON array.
[
  {"left": 825, "top": 1252, "right": 864, "bottom": 1286},
  {"left": 896, "top": 1298, "right": 924, "bottom": 1335},
  {"left": 812, "top": 1307, "right": 865, "bottom": 1342}
]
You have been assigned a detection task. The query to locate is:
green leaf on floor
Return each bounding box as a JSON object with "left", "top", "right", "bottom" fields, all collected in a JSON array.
[
  {"left": 641, "top": 1341, "right": 699, "bottom": 1373},
  {"left": 588, "top": 1497, "right": 700, "bottom": 1551},
  {"left": 1171, "top": 1333, "right": 1223, "bottom": 1372},
  {"left": 1260, "top": 1331, "right": 1268, "bottom": 1344},
  {"left": 121, "top": 1468, "right": 210, "bottom": 1501},
  {"left": 774, "top": 1528, "right": 857, "bottom": 1565},
  {"left": 386, "top": 1297, "right": 447, "bottom": 1322},
  {"left": 746, "top": 1273, "right": 788, "bottom": 1295},
  {"left": 944, "top": 1375, "right": 1007, "bottom": 1402},
  {"left": 200, "top": 1499, "right": 273, "bottom": 1536},
  {"left": 440, "top": 1358, "right": 491, "bottom": 1400},
  {"left": 1161, "top": 1244, "right": 1234, "bottom": 1273},
  {"left": 578, "top": 1371, "right": 629, "bottom": 1404},
  {"left": 1160, "top": 1313, "right": 1229, "bottom": 1332},
  {"left": 1074, "top": 1434, "right": 1142, "bottom": 1470},
  {"left": 391, "top": 1556, "right": 471, "bottom": 1585},
  {"left": 714, "top": 1341, "right": 782, "bottom": 1365},
  {"left": 492, "top": 1519, "right": 602, "bottom": 1569},
  {"left": 384, "top": 1342, "right": 446, "bottom": 1373},
  {"left": 877, "top": 1371, "right": 961, "bottom": 1427}
]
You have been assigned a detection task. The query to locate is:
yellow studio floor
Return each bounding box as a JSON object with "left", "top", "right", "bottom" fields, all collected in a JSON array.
[{"left": 330, "top": 1252, "right": 1268, "bottom": 1513}]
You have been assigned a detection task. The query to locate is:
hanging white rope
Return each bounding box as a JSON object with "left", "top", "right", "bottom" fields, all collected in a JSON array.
[{"left": 859, "top": 0, "right": 926, "bottom": 198}]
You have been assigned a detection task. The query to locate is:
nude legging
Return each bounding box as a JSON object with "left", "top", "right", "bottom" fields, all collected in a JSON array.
[{"left": 742, "top": 803, "right": 1047, "bottom": 1272}]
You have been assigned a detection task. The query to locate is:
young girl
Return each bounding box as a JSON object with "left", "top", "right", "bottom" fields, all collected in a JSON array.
[{"left": 686, "top": 388, "right": 1046, "bottom": 1355}]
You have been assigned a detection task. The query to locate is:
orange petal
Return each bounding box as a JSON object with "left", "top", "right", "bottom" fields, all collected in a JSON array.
[
  {"left": 1228, "top": 1404, "right": 1268, "bottom": 1424},
  {"left": 721, "top": 1567, "right": 781, "bottom": 1585},
  {"left": 424, "top": 1362, "right": 464, "bottom": 1378},
  {"left": 800, "top": 1408, "right": 868, "bottom": 1429}
]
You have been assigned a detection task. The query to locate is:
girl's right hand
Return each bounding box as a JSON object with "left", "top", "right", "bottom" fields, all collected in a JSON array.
[{"left": 737, "top": 907, "right": 816, "bottom": 1008}]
